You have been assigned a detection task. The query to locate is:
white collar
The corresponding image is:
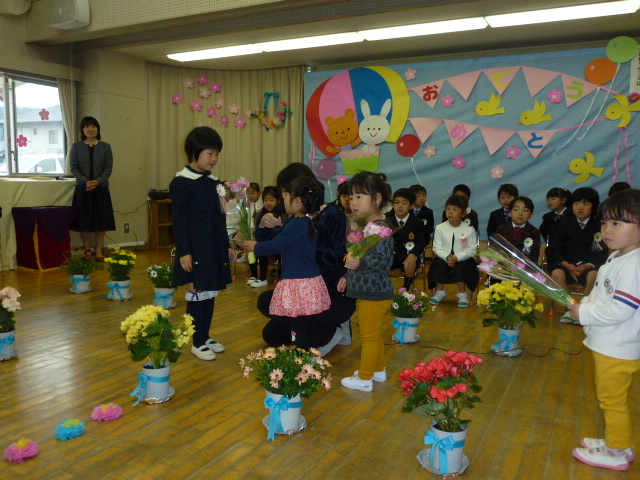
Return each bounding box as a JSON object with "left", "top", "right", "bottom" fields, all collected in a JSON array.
[
  {"left": 512, "top": 222, "right": 526, "bottom": 229},
  {"left": 396, "top": 214, "right": 409, "bottom": 223},
  {"left": 176, "top": 167, "right": 219, "bottom": 181}
]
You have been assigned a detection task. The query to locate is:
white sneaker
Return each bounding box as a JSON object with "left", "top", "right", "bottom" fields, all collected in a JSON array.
[
  {"left": 573, "top": 447, "right": 629, "bottom": 471},
  {"left": 246, "top": 277, "right": 257, "bottom": 285},
  {"left": 354, "top": 368, "right": 386, "bottom": 382},
  {"left": 191, "top": 345, "right": 216, "bottom": 360},
  {"left": 429, "top": 289, "right": 446, "bottom": 305},
  {"left": 250, "top": 279, "right": 268, "bottom": 288},
  {"left": 456, "top": 292, "right": 469, "bottom": 308},
  {"left": 205, "top": 338, "right": 225, "bottom": 353},
  {"left": 581, "top": 438, "right": 635, "bottom": 461},
  {"left": 341, "top": 373, "right": 373, "bottom": 392}
]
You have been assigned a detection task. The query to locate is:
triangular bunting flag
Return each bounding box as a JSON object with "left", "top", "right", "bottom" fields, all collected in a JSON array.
[
  {"left": 444, "top": 119, "right": 478, "bottom": 148},
  {"left": 446, "top": 71, "right": 482, "bottom": 100},
  {"left": 408, "top": 117, "right": 444, "bottom": 144},
  {"left": 517, "top": 130, "right": 557, "bottom": 159},
  {"left": 561, "top": 74, "right": 598, "bottom": 107},
  {"left": 483, "top": 67, "right": 521, "bottom": 95},
  {"left": 521, "top": 66, "right": 560, "bottom": 97},
  {"left": 410, "top": 79, "right": 446, "bottom": 109},
  {"left": 479, "top": 127, "right": 516, "bottom": 155}
]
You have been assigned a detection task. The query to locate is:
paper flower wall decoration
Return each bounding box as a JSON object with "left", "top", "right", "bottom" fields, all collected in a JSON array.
[
  {"left": 207, "top": 107, "right": 218, "bottom": 118},
  {"left": 199, "top": 87, "right": 211, "bottom": 98},
  {"left": 39, "top": 108, "right": 50, "bottom": 121},
  {"left": 91, "top": 403, "right": 123, "bottom": 421},
  {"left": 404, "top": 68, "right": 417, "bottom": 81},
  {"left": 337, "top": 174, "right": 349, "bottom": 185},
  {"left": 215, "top": 98, "right": 224, "bottom": 109},
  {"left": 191, "top": 101, "right": 203, "bottom": 112},
  {"left": 197, "top": 74, "right": 209, "bottom": 85},
  {"left": 424, "top": 145, "right": 437, "bottom": 157},
  {"left": 229, "top": 104, "right": 240, "bottom": 114},
  {"left": 171, "top": 93, "right": 183, "bottom": 105},
  {"left": 547, "top": 89, "right": 563, "bottom": 104},
  {"left": 4, "top": 438, "right": 39, "bottom": 463},
  {"left": 452, "top": 156, "right": 466, "bottom": 170},
  {"left": 251, "top": 99, "right": 292, "bottom": 131},
  {"left": 55, "top": 419, "right": 85, "bottom": 441},
  {"left": 244, "top": 109, "right": 253, "bottom": 117},
  {"left": 220, "top": 115, "right": 230, "bottom": 126},
  {"left": 506, "top": 145, "right": 521, "bottom": 159},
  {"left": 234, "top": 117, "right": 247, "bottom": 128},
  {"left": 183, "top": 77, "right": 194, "bottom": 88},
  {"left": 441, "top": 94, "right": 455, "bottom": 108},
  {"left": 629, "top": 92, "right": 640, "bottom": 103},
  {"left": 211, "top": 82, "right": 222, "bottom": 93},
  {"left": 491, "top": 165, "right": 505, "bottom": 178},
  {"left": 16, "top": 135, "right": 28, "bottom": 147}
]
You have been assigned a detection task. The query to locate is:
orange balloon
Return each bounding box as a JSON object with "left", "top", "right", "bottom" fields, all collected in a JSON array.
[{"left": 585, "top": 58, "right": 617, "bottom": 85}]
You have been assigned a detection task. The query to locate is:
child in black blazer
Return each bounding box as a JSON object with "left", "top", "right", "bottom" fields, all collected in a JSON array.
[
  {"left": 487, "top": 183, "right": 518, "bottom": 239},
  {"left": 409, "top": 184, "right": 435, "bottom": 243},
  {"left": 495, "top": 196, "right": 540, "bottom": 264}
]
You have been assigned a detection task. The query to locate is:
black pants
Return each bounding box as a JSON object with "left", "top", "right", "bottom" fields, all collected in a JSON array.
[{"left": 186, "top": 298, "right": 215, "bottom": 347}]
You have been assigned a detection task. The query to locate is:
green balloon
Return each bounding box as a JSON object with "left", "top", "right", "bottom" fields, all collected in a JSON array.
[{"left": 606, "top": 36, "right": 639, "bottom": 64}]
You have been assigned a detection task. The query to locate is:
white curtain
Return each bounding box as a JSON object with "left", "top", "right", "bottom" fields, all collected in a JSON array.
[
  {"left": 146, "top": 63, "right": 305, "bottom": 189},
  {"left": 57, "top": 77, "right": 77, "bottom": 176}
]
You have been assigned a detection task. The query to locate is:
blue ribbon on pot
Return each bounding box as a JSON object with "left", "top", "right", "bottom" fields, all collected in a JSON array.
[
  {"left": 70, "top": 276, "right": 90, "bottom": 292},
  {"left": 491, "top": 330, "right": 520, "bottom": 352},
  {"left": 130, "top": 372, "right": 171, "bottom": 406},
  {"left": 0, "top": 333, "right": 16, "bottom": 355},
  {"left": 424, "top": 429, "right": 466, "bottom": 474},
  {"left": 107, "top": 281, "right": 126, "bottom": 300},
  {"left": 264, "top": 92, "right": 280, "bottom": 115},
  {"left": 392, "top": 319, "right": 419, "bottom": 345},
  {"left": 154, "top": 291, "right": 175, "bottom": 308},
  {"left": 264, "top": 395, "right": 302, "bottom": 441}
]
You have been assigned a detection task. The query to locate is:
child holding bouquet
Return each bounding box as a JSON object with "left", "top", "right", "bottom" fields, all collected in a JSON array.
[
  {"left": 338, "top": 171, "right": 394, "bottom": 392},
  {"left": 568, "top": 189, "right": 640, "bottom": 472}
]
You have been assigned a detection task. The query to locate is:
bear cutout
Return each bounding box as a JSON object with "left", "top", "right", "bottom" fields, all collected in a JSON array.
[{"left": 325, "top": 109, "right": 362, "bottom": 154}]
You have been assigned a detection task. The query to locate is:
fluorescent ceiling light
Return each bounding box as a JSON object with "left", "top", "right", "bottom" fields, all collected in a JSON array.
[
  {"left": 359, "top": 17, "right": 487, "bottom": 41},
  {"left": 261, "top": 33, "right": 363, "bottom": 52},
  {"left": 486, "top": 0, "right": 640, "bottom": 28},
  {"left": 167, "top": 44, "right": 263, "bottom": 62}
]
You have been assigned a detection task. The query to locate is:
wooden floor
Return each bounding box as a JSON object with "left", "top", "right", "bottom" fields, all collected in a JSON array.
[{"left": 1, "top": 248, "right": 639, "bottom": 480}]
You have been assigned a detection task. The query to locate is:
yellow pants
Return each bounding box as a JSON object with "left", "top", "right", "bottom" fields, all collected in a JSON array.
[
  {"left": 593, "top": 350, "right": 640, "bottom": 449},
  {"left": 356, "top": 298, "right": 392, "bottom": 380}
]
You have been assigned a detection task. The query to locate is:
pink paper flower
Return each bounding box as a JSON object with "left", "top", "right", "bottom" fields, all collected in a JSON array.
[
  {"left": 441, "top": 94, "right": 455, "bottom": 108},
  {"left": 16, "top": 135, "right": 28, "bottom": 147},
  {"left": 229, "top": 104, "right": 240, "bottom": 114},
  {"left": 629, "top": 92, "right": 640, "bottom": 103},
  {"left": 234, "top": 117, "right": 246, "bottom": 128},
  {"left": 491, "top": 165, "right": 505, "bottom": 178},
  {"left": 220, "top": 115, "right": 229, "bottom": 126},
  {"left": 199, "top": 87, "right": 211, "bottom": 98},
  {"left": 424, "top": 145, "right": 437, "bottom": 157},
  {"left": 452, "top": 156, "right": 466, "bottom": 170},
  {"left": 337, "top": 174, "right": 348, "bottom": 185},
  {"left": 207, "top": 107, "right": 218, "bottom": 118},
  {"left": 404, "top": 68, "right": 417, "bottom": 81},
  {"left": 191, "top": 101, "right": 203, "bottom": 112},
  {"left": 39, "top": 108, "right": 50, "bottom": 121},
  {"left": 4, "top": 438, "right": 39, "bottom": 463},
  {"left": 171, "top": 93, "right": 183, "bottom": 104},
  {"left": 215, "top": 98, "right": 224, "bottom": 109},
  {"left": 197, "top": 74, "right": 209, "bottom": 85},
  {"left": 91, "top": 403, "right": 123, "bottom": 421},
  {"left": 244, "top": 109, "right": 253, "bottom": 117},
  {"left": 211, "top": 82, "right": 222, "bottom": 92},
  {"left": 506, "top": 145, "right": 521, "bottom": 159},
  {"left": 547, "top": 89, "right": 563, "bottom": 104},
  {"left": 183, "top": 77, "right": 194, "bottom": 88}
]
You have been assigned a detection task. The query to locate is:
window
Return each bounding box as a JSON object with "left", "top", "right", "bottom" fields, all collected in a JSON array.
[{"left": 1, "top": 75, "right": 66, "bottom": 176}]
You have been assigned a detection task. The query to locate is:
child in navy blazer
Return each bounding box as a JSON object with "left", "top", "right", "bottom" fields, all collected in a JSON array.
[
  {"left": 487, "top": 184, "right": 518, "bottom": 240},
  {"left": 495, "top": 196, "right": 540, "bottom": 264},
  {"left": 409, "top": 184, "right": 435, "bottom": 243}
]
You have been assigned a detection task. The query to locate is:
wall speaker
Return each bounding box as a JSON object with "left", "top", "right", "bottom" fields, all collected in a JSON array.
[{"left": 48, "top": 0, "right": 89, "bottom": 29}]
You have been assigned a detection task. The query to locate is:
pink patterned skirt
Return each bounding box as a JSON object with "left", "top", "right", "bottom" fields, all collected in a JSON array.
[{"left": 269, "top": 276, "right": 331, "bottom": 317}]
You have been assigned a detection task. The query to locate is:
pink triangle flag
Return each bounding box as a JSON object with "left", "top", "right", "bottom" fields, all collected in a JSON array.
[
  {"left": 409, "top": 117, "right": 443, "bottom": 144},
  {"left": 446, "top": 71, "right": 482, "bottom": 100},
  {"left": 444, "top": 119, "right": 478, "bottom": 148},
  {"left": 483, "top": 67, "right": 521, "bottom": 95},
  {"left": 560, "top": 74, "right": 598, "bottom": 107},
  {"left": 410, "top": 79, "right": 446, "bottom": 109},
  {"left": 479, "top": 126, "right": 516, "bottom": 155},
  {"left": 522, "top": 66, "right": 560, "bottom": 97},
  {"left": 517, "top": 130, "right": 557, "bottom": 159}
]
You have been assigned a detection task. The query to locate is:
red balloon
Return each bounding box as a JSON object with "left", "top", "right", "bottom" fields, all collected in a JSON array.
[
  {"left": 585, "top": 58, "right": 617, "bottom": 85},
  {"left": 316, "top": 158, "right": 337, "bottom": 180},
  {"left": 396, "top": 134, "right": 421, "bottom": 158}
]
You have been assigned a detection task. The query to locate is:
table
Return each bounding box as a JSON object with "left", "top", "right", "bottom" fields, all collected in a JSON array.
[{"left": 0, "top": 178, "right": 75, "bottom": 270}]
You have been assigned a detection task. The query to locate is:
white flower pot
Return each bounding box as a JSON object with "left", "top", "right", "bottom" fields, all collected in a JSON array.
[
  {"left": 421, "top": 421, "right": 468, "bottom": 475},
  {"left": 69, "top": 274, "right": 91, "bottom": 293},
  {"left": 492, "top": 327, "right": 521, "bottom": 356},
  {"left": 153, "top": 287, "right": 176, "bottom": 309},
  {"left": 142, "top": 363, "right": 171, "bottom": 399},
  {"left": 107, "top": 280, "right": 132, "bottom": 301},
  {"left": 264, "top": 390, "right": 303, "bottom": 437},
  {"left": 393, "top": 316, "right": 420, "bottom": 345},
  {"left": 0, "top": 330, "right": 17, "bottom": 361}
]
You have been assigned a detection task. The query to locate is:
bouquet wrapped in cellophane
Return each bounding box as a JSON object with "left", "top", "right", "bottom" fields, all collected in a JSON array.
[
  {"left": 346, "top": 217, "right": 394, "bottom": 259},
  {"left": 478, "top": 234, "right": 575, "bottom": 307},
  {"left": 229, "top": 176, "right": 255, "bottom": 263}
]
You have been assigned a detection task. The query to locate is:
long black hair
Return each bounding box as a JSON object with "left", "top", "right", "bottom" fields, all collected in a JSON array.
[{"left": 284, "top": 176, "right": 324, "bottom": 236}]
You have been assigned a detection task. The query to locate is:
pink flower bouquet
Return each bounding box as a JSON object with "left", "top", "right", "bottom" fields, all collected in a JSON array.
[{"left": 346, "top": 219, "right": 394, "bottom": 259}]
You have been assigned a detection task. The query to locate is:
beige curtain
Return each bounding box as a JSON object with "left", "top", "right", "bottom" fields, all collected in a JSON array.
[
  {"left": 57, "top": 77, "right": 77, "bottom": 176},
  {"left": 146, "top": 63, "right": 304, "bottom": 190}
]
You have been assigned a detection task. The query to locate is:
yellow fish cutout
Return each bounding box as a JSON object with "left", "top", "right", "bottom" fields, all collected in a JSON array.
[
  {"left": 606, "top": 94, "right": 640, "bottom": 128},
  {"left": 475, "top": 93, "right": 505, "bottom": 116},
  {"left": 569, "top": 152, "right": 604, "bottom": 183},
  {"left": 519, "top": 100, "right": 553, "bottom": 126}
]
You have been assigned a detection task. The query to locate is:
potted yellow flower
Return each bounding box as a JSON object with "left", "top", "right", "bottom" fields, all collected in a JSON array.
[
  {"left": 0, "top": 286, "right": 21, "bottom": 361},
  {"left": 60, "top": 250, "right": 103, "bottom": 293},
  {"left": 121, "top": 305, "right": 195, "bottom": 405},
  {"left": 476, "top": 281, "right": 543, "bottom": 357},
  {"left": 147, "top": 263, "right": 176, "bottom": 308},
  {"left": 104, "top": 247, "right": 136, "bottom": 300}
]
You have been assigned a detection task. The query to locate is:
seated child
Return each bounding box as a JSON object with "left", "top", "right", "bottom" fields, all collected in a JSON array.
[
  {"left": 496, "top": 196, "right": 541, "bottom": 264},
  {"left": 487, "top": 183, "right": 518, "bottom": 239},
  {"left": 609, "top": 182, "right": 631, "bottom": 196},
  {"left": 409, "top": 184, "right": 435, "bottom": 242},
  {"left": 249, "top": 186, "right": 286, "bottom": 288},
  {"left": 247, "top": 182, "right": 264, "bottom": 231},
  {"left": 385, "top": 188, "right": 426, "bottom": 290},
  {"left": 539, "top": 187, "right": 573, "bottom": 258},
  {"left": 441, "top": 184, "right": 479, "bottom": 232},
  {"left": 429, "top": 194, "right": 479, "bottom": 307},
  {"left": 551, "top": 187, "right": 608, "bottom": 322},
  {"left": 335, "top": 180, "right": 352, "bottom": 214}
]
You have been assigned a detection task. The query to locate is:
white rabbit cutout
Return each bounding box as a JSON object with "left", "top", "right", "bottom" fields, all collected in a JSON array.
[{"left": 359, "top": 98, "right": 392, "bottom": 154}]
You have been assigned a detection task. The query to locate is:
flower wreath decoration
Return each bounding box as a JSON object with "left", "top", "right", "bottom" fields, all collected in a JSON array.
[{"left": 250, "top": 92, "right": 293, "bottom": 131}]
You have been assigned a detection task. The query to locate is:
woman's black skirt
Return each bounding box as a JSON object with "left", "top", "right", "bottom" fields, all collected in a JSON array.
[{"left": 71, "top": 185, "right": 116, "bottom": 232}]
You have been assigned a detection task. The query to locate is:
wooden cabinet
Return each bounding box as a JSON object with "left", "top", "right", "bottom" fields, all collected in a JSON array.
[{"left": 149, "top": 200, "right": 175, "bottom": 249}]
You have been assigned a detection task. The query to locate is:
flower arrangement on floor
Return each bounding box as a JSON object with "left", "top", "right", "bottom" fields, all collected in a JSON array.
[
  {"left": 147, "top": 263, "right": 174, "bottom": 289},
  {"left": 346, "top": 218, "right": 394, "bottom": 259},
  {"left": 121, "top": 305, "right": 195, "bottom": 369},
  {"left": 477, "top": 281, "right": 543, "bottom": 330},
  {"left": 4, "top": 438, "right": 39, "bottom": 463},
  {"left": 392, "top": 288, "right": 430, "bottom": 318},
  {"left": 59, "top": 250, "right": 103, "bottom": 277},
  {"left": 105, "top": 247, "right": 137, "bottom": 281},
  {"left": 400, "top": 351, "right": 483, "bottom": 433},
  {"left": 240, "top": 345, "right": 332, "bottom": 398},
  {"left": 0, "top": 286, "right": 21, "bottom": 333}
]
